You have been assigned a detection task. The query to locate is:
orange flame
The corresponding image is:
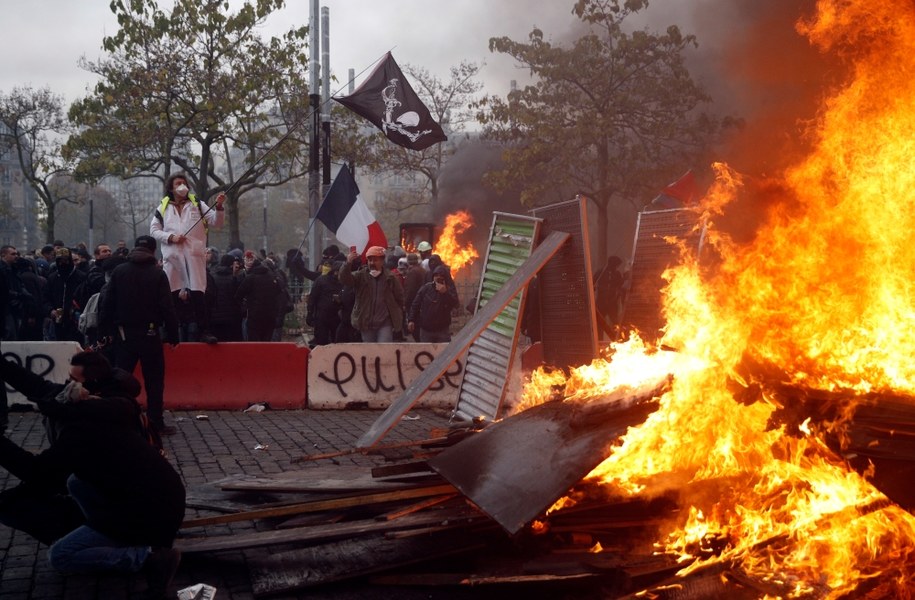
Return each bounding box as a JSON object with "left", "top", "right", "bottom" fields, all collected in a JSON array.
[
  {"left": 519, "top": 0, "right": 915, "bottom": 595},
  {"left": 435, "top": 210, "right": 478, "bottom": 275}
]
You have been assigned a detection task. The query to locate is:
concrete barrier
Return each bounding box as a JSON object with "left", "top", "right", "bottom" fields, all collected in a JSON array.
[
  {"left": 134, "top": 342, "right": 310, "bottom": 410},
  {"left": 307, "top": 343, "right": 468, "bottom": 410},
  {"left": 2, "top": 341, "right": 84, "bottom": 407}
]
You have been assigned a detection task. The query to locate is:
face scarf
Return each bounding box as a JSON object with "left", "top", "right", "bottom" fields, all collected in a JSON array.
[{"left": 55, "top": 380, "right": 85, "bottom": 404}]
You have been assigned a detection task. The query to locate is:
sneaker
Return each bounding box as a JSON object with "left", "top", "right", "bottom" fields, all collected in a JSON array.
[
  {"left": 143, "top": 546, "right": 181, "bottom": 599},
  {"left": 199, "top": 332, "right": 218, "bottom": 344}
]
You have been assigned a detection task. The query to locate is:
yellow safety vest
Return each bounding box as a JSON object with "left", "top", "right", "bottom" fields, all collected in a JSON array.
[{"left": 156, "top": 194, "right": 208, "bottom": 234}]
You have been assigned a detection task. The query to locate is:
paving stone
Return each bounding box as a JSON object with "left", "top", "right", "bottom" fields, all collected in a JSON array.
[{"left": 0, "top": 408, "right": 453, "bottom": 599}]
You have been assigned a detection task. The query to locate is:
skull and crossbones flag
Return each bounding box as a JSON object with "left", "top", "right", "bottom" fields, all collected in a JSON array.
[{"left": 334, "top": 52, "right": 447, "bottom": 151}]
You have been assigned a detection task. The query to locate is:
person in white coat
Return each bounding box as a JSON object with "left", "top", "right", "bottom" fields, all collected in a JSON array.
[{"left": 150, "top": 172, "right": 225, "bottom": 344}]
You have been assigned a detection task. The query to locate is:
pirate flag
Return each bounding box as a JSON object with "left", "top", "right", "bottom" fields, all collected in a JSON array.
[{"left": 334, "top": 52, "right": 447, "bottom": 151}]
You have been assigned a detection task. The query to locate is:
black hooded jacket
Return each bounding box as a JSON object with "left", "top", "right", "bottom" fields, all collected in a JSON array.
[
  {"left": 235, "top": 264, "right": 283, "bottom": 323},
  {"left": 0, "top": 418, "right": 185, "bottom": 547},
  {"left": 99, "top": 248, "right": 179, "bottom": 343},
  {"left": 210, "top": 264, "right": 243, "bottom": 325}
]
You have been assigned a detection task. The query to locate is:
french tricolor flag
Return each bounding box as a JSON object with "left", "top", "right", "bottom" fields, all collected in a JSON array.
[{"left": 316, "top": 164, "right": 388, "bottom": 255}]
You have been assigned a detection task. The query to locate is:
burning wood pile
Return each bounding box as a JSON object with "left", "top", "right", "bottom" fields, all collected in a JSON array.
[
  {"left": 174, "top": 336, "right": 915, "bottom": 598},
  {"left": 181, "top": 0, "right": 915, "bottom": 597}
]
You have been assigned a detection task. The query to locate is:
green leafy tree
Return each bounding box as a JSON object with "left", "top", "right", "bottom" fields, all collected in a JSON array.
[
  {"left": 0, "top": 86, "right": 79, "bottom": 243},
  {"left": 66, "top": 0, "right": 311, "bottom": 246},
  {"left": 477, "top": 0, "right": 719, "bottom": 253}
]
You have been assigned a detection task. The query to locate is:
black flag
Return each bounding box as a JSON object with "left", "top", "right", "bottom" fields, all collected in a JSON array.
[{"left": 334, "top": 52, "right": 447, "bottom": 151}]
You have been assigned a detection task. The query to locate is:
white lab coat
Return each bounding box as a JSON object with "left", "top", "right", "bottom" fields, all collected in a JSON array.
[{"left": 149, "top": 195, "right": 224, "bottom": 292}]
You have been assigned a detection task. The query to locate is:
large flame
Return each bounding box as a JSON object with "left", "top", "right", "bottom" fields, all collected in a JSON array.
[
  {"left": 521, "top": 0, "right": 915, "bottom": 595},
  {"left": 435, "top": 210, "right": 479, "bottom": 274}
]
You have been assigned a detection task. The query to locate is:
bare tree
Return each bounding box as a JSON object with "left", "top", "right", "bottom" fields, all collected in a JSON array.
[{"left": 0, "top": 86, "right": 78, "bottom": 242}]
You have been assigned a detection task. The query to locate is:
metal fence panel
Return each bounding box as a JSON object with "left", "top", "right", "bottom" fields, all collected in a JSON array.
[
  {"left": 452, "top": 212, "right": 542, "bottom": 423},
  {"left": 530, "top": 197, "right": 599, "bottom": 369},
  {"left": 622, "top": 208, "right": 704, "bottom": 341}
]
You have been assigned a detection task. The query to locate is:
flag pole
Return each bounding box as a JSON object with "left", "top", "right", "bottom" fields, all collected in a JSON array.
[
  {"left": 308, "top": 0, "right": 322, "bottom": 273},
  {"left": 180, "top": 44, "right": 393, "bottom": 239}
]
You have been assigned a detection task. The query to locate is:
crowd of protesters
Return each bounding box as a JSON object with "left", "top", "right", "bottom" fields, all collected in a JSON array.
[
  {"left": 0, "top": 240, "right": 297, "bottom": 348},
  {"left": 0, "top": 173, "right": 306, "bottom": 597},
  {"left": 305, "top": 240, "right": 461, "bottom": 347}
]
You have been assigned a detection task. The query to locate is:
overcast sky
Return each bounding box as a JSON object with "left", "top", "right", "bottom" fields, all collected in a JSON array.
[{"left": 0, "top": 0, "right": 590, "bottom": 105}]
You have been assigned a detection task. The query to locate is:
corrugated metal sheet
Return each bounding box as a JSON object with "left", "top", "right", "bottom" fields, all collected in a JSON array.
[
  {"left": 530, "top": 197, "right": 599, "bottom": 369},
  {"left": 622, "top": 208, "right": 704, "bottom": 341},
  {"left": 356, "top": 230, "right": 568, "bottom": 448},
  {"left": 453, "top": 213, "right": 541, "bottom": 423}
]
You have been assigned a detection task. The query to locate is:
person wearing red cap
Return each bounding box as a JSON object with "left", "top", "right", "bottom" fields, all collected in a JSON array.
[{"left": 338, "top": 246, "right": 404, "bottom": 343}]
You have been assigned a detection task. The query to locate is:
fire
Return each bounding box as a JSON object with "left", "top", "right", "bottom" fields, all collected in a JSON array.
[
  {"left": 435, "top": 210, "right": 478, "bottom": 274},
  {"left": 518, "top": 0, "right": 915, "bottom": 595}
]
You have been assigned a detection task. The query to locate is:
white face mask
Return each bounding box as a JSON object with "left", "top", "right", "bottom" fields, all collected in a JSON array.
[
  {"left": 369, "top": 269, "right": 381, "bottom": 278},
  {"left": 56, "top": 380, "right": 85, "bottom": 404},
  {"left": 174, "top": 184, "right": 189, "bottom": 197}
]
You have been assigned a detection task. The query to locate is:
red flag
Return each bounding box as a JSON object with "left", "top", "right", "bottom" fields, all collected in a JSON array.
[
  {"left": 334, "top": 52, "right": 447, "bottom": 151},
  {"left": 661, "top": 170, "right": 699, "bottom": 204},
  {"left": 316, "top": 164, "right": 387, "bottom": 255}
]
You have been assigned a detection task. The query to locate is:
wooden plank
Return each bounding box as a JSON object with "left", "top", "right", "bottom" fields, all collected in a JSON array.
[
  {"left": 180, "top": 484, "right": 457, "bottom": 529},
  {"left": 369, "top": 572, "right": 600, "bottom": 586},
  {"left": 218, "top": 465, "right": 436, "bottom": 493},
  {"left": 177, "top": 505, "right": 483, "bottom": 554},
  {"left": 380, "top": 493, "right": 457, "bottom": 521},
  {"left": 183, "top": 483, "right": 328, "bottom": 514},
  {"left": 371, "top": 461, "right": 434, "bottom": 478},
  {"left": 356, "top": 230, "right": 570, "bottom": 448},
  {"left": 291, "top": 436, "right": 450, "bottom": 463},
  {"left": 249, "top": 530, "right": 487, "bottom": 596}
]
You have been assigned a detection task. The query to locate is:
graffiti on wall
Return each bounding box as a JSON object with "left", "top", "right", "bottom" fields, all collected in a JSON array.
[{"left": 308, "top": 343, "right": 466, "bottom": 409}]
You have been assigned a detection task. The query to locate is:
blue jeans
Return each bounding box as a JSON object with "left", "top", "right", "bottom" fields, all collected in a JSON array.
[
  {"left": 360, "top": 323, "right": 394, "bottom": 343},
  {"left": 47, "top": 475, "right": 150, "bottom": 574}
]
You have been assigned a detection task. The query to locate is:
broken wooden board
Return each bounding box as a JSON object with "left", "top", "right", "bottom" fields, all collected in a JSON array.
[
  {"left": 176, "top": 504, "right": 484, "bottom": 554},
  {"left": 249, "top": 529, "right": 489, "bottom": 596},
  {"left": 218, "top": 465, "right": 443, "bottom": 493},
  {"left": 429, "top": 377, "right": 669, "bottom": 534},
  {"left": 183, "top": 483, "right": 317, "bottom": 514},
  {"left": 356, "top": 230, "right": 571, "bottom": 448},
  {"left": 181, "top": 484, "right": 458, "bottom": 529}
]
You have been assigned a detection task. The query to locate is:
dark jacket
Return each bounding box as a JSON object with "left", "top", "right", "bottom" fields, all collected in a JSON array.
[
  {"left": 99, "top": 248, "right": 179, "bottom": 343},
  {"left": 2, "top": 260, "right": 30, "bottom": 322},
  {"left": 338, "top": 264, "right": 404, "bottom": 334},
  {"left": 74, "top": 262, "right": 106, "bottom": 310},
  {"left": 403, "top": 265, "right": 426, "bottom": 316},
  {"left": 0, "top": 419, "right": 185, "bottom": 547},
  {"left": 409, "top": 281, "right": 460, "bottom": 333},
  {"left": 0, "top": 360, "right": 175, "bottom": 546},
  {"left": 13, "top": 260, "right": 45, "bottom": 339},
  {"left": 210, "top": 265, "right": 243, "bottom": 325},
  {"left": 235, "top": 264, "right": 283, "bottom": 323},
  {"left": 307, "top": 272, "right": 343, "bottom": 325},
  {"left": 0, "top": 358, "right": 143, "bottom": 444},
  {"left": 44, "top": 267, "right": 86, "bottom": 341}
]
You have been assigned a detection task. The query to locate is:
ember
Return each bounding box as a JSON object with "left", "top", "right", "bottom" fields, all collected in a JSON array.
[{"left": 518, "top": 0, "right": 915, "bottom": 596}]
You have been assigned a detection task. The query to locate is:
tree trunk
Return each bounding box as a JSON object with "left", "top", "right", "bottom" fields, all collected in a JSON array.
[
  {"left": 44, "top": 198, "right": 56, "bottom": 244},
  {"left": 228, "top": 192, "right": 241, "bottom": 248}
]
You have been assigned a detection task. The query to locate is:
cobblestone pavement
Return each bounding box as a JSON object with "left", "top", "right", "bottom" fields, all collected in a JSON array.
[{"left": 0, "top": 406, "right": 461, "bottom": 600}]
